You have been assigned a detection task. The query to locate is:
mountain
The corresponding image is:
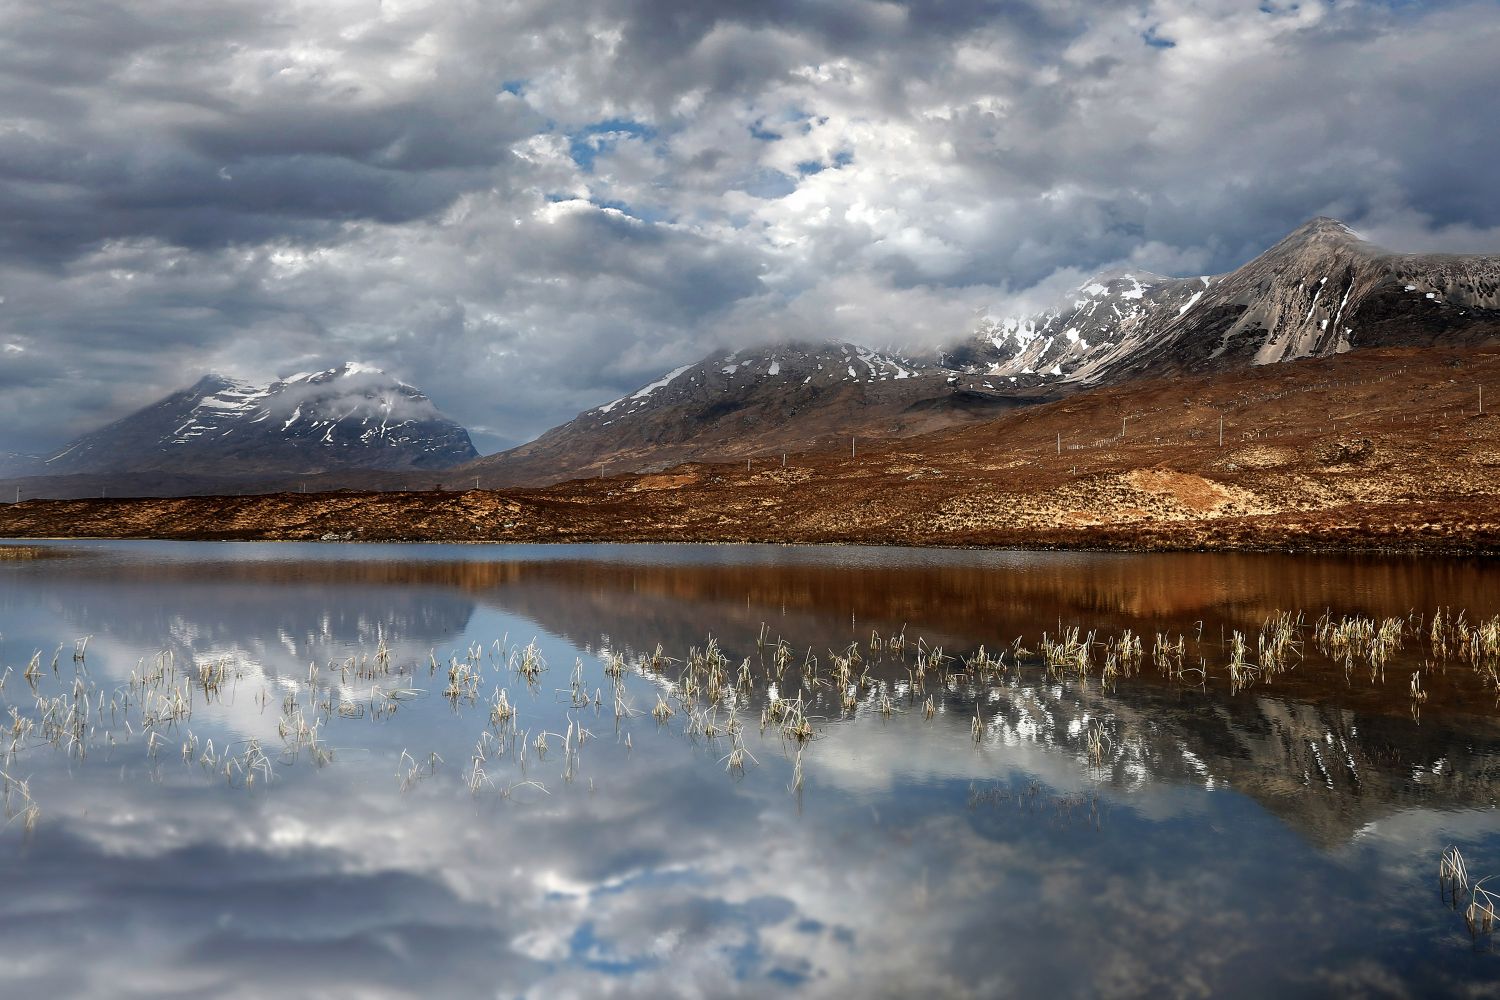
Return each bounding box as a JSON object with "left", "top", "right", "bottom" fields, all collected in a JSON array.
[
  {"left": 465, "top": 342, "right": 1054, "bottom": 486},
  {"left": 464, "top": 219, "right": 1498, "bottom": 487},
  {"left": 952, "top": 270, "right": 1207, "bottom": 378},
  {"left": 35, "top": 363, "right": 478, "bottom": 477},
  {"left": 14, "top": 218, "right": 1491, "bottom": 497},
  {"left": 958, "top": 218, "right": 1500, "bottom": 382}
]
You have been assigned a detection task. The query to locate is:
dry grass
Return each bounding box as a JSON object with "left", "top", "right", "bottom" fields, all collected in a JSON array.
[
  {"left": 4, "top": 348, "right": 1500, "bottom": 554},
  {"left": 0, "top": 545, "right": 66, "bottom": 561},
  {"left": 6, "top": 587, "right": 1500, "bottom": 865}
]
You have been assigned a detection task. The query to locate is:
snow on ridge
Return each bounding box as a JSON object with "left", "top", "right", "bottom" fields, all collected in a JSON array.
[
  {"left": 589, "top": 342, "right": 925, "bottom": 422},
  {"left": 596, "top": 362, "right": 696, "bottom": 415},
  {"left": 152, "top": 363, "right": 446, "bottom": 448},
  {"left": 195, "top": 395, "right": 254, "bottom": 411},
  {"left": 633, "top": 363, "right": 694, "bottom": 399}
]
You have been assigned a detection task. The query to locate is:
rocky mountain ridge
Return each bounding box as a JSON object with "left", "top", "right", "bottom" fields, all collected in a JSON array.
[
  {"left": 957, "top": 217, "right": 1500, "bottom": 382},
  {"left": 464, "top": 342, "right": 1050, "bottom": 486},
  {"left": 5, "top": 218, "right": 1496, "bottom": 495},
  {"left": 461, "top": 218, "right": 1500, "bottom": 487}
]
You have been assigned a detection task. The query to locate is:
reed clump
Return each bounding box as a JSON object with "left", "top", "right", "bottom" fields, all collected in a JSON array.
[
  {"left": 1440, "top": 846, "right": 1498, "bottom": 940},
  {"left": 9, "top": 594, "right": 1500, "bottom": 835},
  {"left": 0, "top": 545, "right": 67, "bottom": 561}
]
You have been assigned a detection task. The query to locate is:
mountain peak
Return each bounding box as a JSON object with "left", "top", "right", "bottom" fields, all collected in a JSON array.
[
  {"left": 332, "top": 361, "right": 387, "bottom": 377},
  {"left": 1284, "top": 216, "right": 1365, "bottom": 243},
  {"left": 275, "top": 362, "right": 406, "bottom": 389},
  {"left": 189, "top": 373, "right": 242, "bottom": 390},
  {"left": 37, "top": 366, "right": 477, "bottom": 476}
]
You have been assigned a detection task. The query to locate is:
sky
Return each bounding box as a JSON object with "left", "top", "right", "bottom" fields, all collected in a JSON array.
[{"left": 1, "top": 0, "right": 1499, "bottom": 456}]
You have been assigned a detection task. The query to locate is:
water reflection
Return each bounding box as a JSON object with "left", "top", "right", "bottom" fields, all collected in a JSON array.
[{"left": 1, "top": 542, "right": 1497, "bottom": 997}]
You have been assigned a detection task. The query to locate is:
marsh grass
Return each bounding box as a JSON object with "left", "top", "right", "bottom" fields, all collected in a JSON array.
[
  {"left": 5, "top": 596, "right": 1500, "bottom": 872},
  {"left": 1440, "top": 846, "right": 1499, "bottom": 940},
  {"left": 0, "top": 545, "right": 69, "bottom": 562},
  {"left": 1085, "top": 723, "right": 1111, "bottom": 767}
]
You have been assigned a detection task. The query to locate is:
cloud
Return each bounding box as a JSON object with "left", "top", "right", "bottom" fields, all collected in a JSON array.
[
  {"left": 6, "top": 541, "right": 1500, "bottom": 995},
  {"left": 1, "top": 0, "right": 1498, "bottom": 454}
]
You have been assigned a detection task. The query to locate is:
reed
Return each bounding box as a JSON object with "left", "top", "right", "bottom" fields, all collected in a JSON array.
[
  {"left": 515, "top": 640, "right": 547, "bottom": 681},
  {"left": 10, "top": 594, "right": 1500, "bottom": 838},
  {"left": 1226, "top": 630, "right": 1258, "bottom": 694},
  {"left": 484, "top": 687, "right": 513, "bottom": 728},
  {"left": 1153, "top": 632, "right": 1186, "bottom": 674},
  {"left": 1440, "top": 845, "right": 1469, "bottom": 895},
  {"left": 1469, "top": 882, "right": 1499, "bottom": 938},
  {"left": 1085, "top": 723, "right": 1110, "bottom": 766},
  {"left": 720, "top": 738, "right": 758, "bottom": 773},
  {"left": 1440, "top": 846, "right": 1499, "bottom": 939}
]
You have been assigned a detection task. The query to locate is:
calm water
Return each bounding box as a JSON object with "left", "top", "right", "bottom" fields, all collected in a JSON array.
[{"left": 2, "top": 541, "right": 1498, "bottom": 998}]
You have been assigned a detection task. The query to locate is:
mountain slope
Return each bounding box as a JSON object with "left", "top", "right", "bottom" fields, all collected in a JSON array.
[
  {"left": 467, "top": 342, "right": 1052, "bottom": 486},
  {"left": 960, "top": 218, "right": 1500, "bottom": 383},
  {"left": 467, "top": 219, "right": 1499, "bottom": 488},
  {"left": 1101, "top": 217, "right": 1500, "bottom": 378},
  {"left": 38, "top": 363, "right": 478, "bottom": 476},
  {"left": 951, "top": 271, "right": 1208, "bottom": 378},
  {"left": 0, "top": 451, "right": 43, "bottom": 478}
]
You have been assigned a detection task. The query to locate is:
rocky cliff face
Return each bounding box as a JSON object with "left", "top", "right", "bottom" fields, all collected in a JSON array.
[
  {"left": 960, "top": 218, "right": 1500, "bottom": 383},
  {"left": 952, "top": 271, "right": 1207, "bottom": 379}
]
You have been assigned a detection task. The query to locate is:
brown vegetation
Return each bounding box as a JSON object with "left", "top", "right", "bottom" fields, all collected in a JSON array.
[
  {"left": 2, "top": 346, "right": 1498, "bottom": 553},
  {"left": 0, "top": 544, "right": 67, "bottom": 560}
]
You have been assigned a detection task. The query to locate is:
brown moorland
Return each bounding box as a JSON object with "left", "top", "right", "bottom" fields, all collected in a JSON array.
[{"left": 2, "top": 346, "right": 1498, "bottom": 553}]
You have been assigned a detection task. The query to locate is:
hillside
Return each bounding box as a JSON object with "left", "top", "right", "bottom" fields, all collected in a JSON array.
[
  {"left": 460, "top": 218, "right": 1500, "bottom": 487},
  {"left": 4, "top": 346, "right": 1497, "bottom": 553},
  {"left": 466, "top": 342, "right": 1054, "bottom": 487}
]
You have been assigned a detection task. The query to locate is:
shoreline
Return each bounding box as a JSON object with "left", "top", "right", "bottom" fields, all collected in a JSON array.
[
  {"left": 3, "top": 497, "right": 1496, "bottom": 558},
  {"left": 5, "top": 347, "right": 1499, "bottom": 559}
]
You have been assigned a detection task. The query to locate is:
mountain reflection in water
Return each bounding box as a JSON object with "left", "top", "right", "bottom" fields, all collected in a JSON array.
[{"left": 1, "top": 541, "right": 1497, "bottom": 998}]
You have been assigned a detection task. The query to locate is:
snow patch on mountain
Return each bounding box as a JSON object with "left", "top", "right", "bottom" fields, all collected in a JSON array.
[
  {"left": 589, "top": 344, "right": 930, "bottom": 425},
  {"left": 36, "top": 362, "right": 478, "bottom": 475}
]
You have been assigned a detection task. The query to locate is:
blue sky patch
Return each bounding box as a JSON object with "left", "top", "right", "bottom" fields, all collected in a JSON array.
[
  {"left": 749, "top": 120, "right": 783, "bottom": 142},
  {"left": 1142, "top": 25, "right": 1176, "bottom": 48},
  {"left": 568, "top": 119, "right": 657, "bottom": 172}
]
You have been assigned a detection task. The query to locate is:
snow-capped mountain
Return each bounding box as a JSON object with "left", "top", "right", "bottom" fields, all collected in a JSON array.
[
  {"left": 952, "top": 271, "right": 1206, "bottom": 379},
  {"left": 589, "top": 342, "right": 926, "bottom": 422},
  {"left": 464, "top": 342, "right": 1044, "bottom": 486},
  {"left": 958, "top": 218, "right": 1500, "bottom": 382},
  {"left": 1100, "top": 216, "right": 1500, "bottom": 378},
  {"left": 464, "top": 217, "right": 1500, "bottom": 488},
  {"left": 37, "top": 363, "right": 478, "bottom": 476}
]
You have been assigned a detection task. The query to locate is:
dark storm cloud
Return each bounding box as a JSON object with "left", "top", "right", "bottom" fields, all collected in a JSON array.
[{"left": 0, "top": 0, "right": 1498, "bottom": 455}]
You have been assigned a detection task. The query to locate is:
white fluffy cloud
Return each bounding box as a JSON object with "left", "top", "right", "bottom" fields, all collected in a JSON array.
[{"left": 1, "top": 0, "right": 1498, "bottom": 453}]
